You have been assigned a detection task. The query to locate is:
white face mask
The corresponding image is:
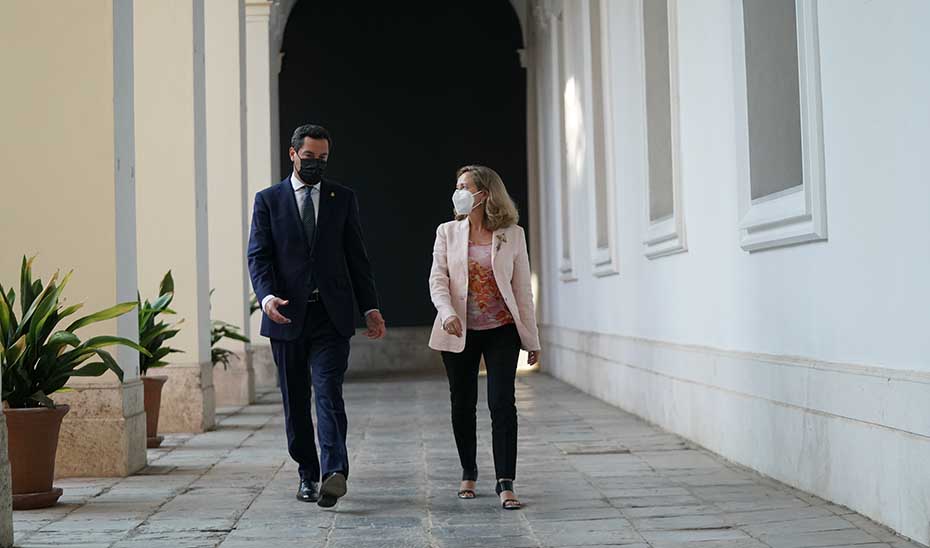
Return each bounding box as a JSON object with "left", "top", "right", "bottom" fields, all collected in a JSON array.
[{"left": 452, "top": 189, "right": 484, "bottom": 216}]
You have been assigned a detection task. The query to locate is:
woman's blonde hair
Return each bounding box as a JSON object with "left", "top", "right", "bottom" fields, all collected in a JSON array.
[{"left": 455, "top": 165, "right": 520, "bottom": 230}]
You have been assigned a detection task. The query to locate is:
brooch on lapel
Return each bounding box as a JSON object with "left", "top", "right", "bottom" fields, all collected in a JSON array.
[
  {"left": 495, "top": 232, "right": 507, "bottom": 252},
  {"left": 330, "top": 191, "right": 335, "bottom": 198}
]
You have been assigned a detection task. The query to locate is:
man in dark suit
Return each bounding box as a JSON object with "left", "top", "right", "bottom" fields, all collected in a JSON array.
[{"left": 248, "top": 124, "right": 386, "bottom": 508}]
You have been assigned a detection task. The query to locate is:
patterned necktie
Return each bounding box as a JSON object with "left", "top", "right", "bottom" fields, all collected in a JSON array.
[{"left": 301, "top": 185, "right": 316, "bottom": 250}]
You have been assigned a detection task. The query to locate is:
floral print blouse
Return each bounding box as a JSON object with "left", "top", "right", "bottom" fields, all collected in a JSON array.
[{"left": 466, "top": 242, "right": 514, "bottom": 330}]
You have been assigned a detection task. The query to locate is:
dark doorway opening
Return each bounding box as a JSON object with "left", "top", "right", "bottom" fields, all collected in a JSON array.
[{"left": 279, "top": 0, "right": 527, "bottom": 328}]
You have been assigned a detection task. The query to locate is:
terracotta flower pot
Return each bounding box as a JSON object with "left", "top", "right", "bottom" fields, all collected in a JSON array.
[
  {"left": 6, "top": 404, "right": 70, "bottom": 510},
  {"left": 142, "top": 375, "right": 169, "bottom": 448}
]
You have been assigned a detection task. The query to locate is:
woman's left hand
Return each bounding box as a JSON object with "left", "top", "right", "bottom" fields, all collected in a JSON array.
[{"left": 527, "top": 350, "right": 540, "bottom": 366}]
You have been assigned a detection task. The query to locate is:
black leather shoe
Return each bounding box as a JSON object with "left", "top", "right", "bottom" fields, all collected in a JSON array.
[
  {"left": 296, "top": 479, "right": 320, "bottom": 503},
  {"left": 317, "top": 472, "right": 347, "bottom": 508}
]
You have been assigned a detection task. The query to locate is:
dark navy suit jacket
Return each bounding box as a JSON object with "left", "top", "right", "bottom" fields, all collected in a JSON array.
[{"left": 247, "top": 177, "right": 380, "bottom": 341}]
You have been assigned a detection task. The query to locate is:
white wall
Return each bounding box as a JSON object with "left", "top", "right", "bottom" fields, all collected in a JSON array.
[
  {"left": 540, "top": 0, "right": 930, "bottom": 372},
  {"left": 532, "top": 0, "right": 930, "bottom": 543},
  {"left": 0, "top": 0, "right": 140, "bottom": 376}
]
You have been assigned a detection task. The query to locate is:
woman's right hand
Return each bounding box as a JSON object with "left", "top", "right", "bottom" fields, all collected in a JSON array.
[{"left": 443, "top": 316, "right": 463, "bottom": 337}]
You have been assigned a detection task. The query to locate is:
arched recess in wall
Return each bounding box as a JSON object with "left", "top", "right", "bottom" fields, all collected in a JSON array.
[{"left": 275, "top": 0, "right": 528, "bottom": 327}]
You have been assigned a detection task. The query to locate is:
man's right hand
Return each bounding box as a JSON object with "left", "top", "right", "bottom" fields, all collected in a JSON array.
[{"left": 264, "top": 297, "right": 292, "bottom": 325}]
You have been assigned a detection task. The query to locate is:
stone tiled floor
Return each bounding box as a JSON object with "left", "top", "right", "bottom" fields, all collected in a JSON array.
[{"left": 12, "top": 371, "right": 924, "bottom": 548}]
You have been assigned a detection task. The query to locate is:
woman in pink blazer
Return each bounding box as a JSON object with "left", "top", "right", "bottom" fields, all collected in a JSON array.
[{"left": 428, "top": 165, "right": 541, "bottom": 510}]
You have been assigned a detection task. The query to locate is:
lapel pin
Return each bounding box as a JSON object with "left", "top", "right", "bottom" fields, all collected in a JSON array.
[
  {"left": 330, "top": 192, "right": 335, "bottom": 198},
  {"left": 495, "top": 233, "right": 507, "bottom": 252}
]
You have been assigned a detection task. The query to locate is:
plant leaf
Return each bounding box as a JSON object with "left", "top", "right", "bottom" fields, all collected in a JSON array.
[
  {"left": 4, "top": 335, "right": 28, "bottom": 367},
  {"left": 149, "top": 292, "right": 173, "bottom": 312},
  {"left": 45, "top": 349, "right": 124, "bottom": 388},
  {"left": 158, "top": 271, "right": 174, "bottom": 296},
  {"left": 69, "top": 362, "right": 109, "bottom": 377},
  {"left": 0, "top": 286, "right": 13, "bottom": 346},
  {"left": 28, "top": 389, "right": 55, "bottom": 408},
  {"left": 140, "top": 325, "right": 181, "bottom": 348},
  {"left": 19, "top": 256, "right": 34, "bottom": 315},
  {"left": 15, "top": 270, "right": 59, "bottom": 338},
  {"left": 56, "top": 346, "right": 98, "bottom": 368},
  {"left": 66, "top": 301, "right": 137, "bottom": 332},
  {"left": 28, "top": 271, "right": 72, "bottom": 350},
  {"left": 82, "top": 335, "right": 152, "bottom": 357},
  {"left": 58, "top": 303, "right": 83, "bottom": 320},
  {"left": 44, "top": 330, "right": 81, "bottom": 354},
  {"left": 226, "top": 331, "right": 250, "bottom": 344},
  {"left": 93, "top": 349, "right": 124, "bottom": 382}
]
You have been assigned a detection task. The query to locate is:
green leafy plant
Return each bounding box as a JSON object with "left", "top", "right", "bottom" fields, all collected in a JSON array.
[
  {"left": 210, "top": 290, "right": 250, "bottom": 370},
  {"left": 249, "top": 293, "right": 260, "bottom": 317},
  {"left": 211, "top": 320, "right": 250, "bottom": 370},
  {"left": 138, "top": 271, "right": 183, "bottom": 375},
  {"left": 0, "top": 256, "right": 147, "bottom": 408}
]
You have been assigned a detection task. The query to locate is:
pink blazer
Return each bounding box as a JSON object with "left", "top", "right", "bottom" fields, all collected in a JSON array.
[{"left": 428, "top": 220, "right": 541, "bottom": 353}]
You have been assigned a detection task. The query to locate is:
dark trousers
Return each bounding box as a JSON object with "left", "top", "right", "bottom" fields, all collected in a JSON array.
[
  {"left": 441, "top": 323, "right": 521, "bottom": 481},
  {"left": 270, "top": 301, "right": 350, "bottom": 482}
]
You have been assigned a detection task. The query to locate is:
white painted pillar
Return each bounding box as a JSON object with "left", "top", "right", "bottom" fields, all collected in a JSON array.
[
  {"left": 0, "top": 0, "right": 146, "bottom": 478},
  {"left": 134, "top": 0, "right": 215, "bottom": 433},
  {"left": 205, "top": 0, "right": 256, "bottom": 406},
  {"left": 245, "top": 0, "right": 278, "bottom": 389},
  {"left": 524, "top": 17, "right": 546, "bottom": 349}
]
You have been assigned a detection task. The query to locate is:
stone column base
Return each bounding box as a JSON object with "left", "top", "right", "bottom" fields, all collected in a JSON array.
[
  {"left": 0, "top": 409, "right": 13, "bottom": 548},
  {"left": 53, "top": 379, "right": 147, "bottom": 478},
  {"left": 157, "top": 362, "right": 216, "bottom": 433},
  {"left": 251, "top": 343, "right": 278, "bottom": 390},
  {"left": 213, "top": 350, "right": 255, "bottom": 406}
]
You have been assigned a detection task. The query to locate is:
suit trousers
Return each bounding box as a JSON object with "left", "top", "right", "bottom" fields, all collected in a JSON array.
[
  {"left": 270, "top": 301, "right": 350, "bottom": 481},
  {"left": 441, "top": 323, "right": 521, "bottom": 482}
]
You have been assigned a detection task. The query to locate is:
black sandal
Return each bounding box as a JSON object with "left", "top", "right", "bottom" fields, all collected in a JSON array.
[
  {"left": 496, "top": 479, "right": 522, "bottom": 510},
  {"left": 458, "top": 472, "right": 477, "bottom": 499},
  {"left": 457, "top": 485, "right": 476, "bottom": 499}
]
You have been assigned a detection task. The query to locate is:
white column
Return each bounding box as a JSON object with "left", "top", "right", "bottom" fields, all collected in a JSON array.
[
  {"left": 135, "top": 0, "right": 215, "bottom": 433},
  {"left": 245, "top": 0, "right": 277, "bottom": 389},
  {"left": 205, "top": 0, "right": 255, "bottom": 406},
  {"left": 524, "top": 19, "right": 545, "bottom": 353},
  {"left": 0, "top": 0, "right": 146, "bottom": 477}
]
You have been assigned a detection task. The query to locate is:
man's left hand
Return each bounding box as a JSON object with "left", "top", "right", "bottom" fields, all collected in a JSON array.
[{"left": 365, "top": 310, "right": 387, "bottom": 339}]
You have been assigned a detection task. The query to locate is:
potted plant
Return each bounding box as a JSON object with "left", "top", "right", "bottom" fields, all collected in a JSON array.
[
  {"left": 211, "top": 319, "right": 250, "bottom": 369},
  {"left": 210, "top": 289, "right": 251, "bottom": 370},
  {"left": 1, "top": 256, "right": 146, "bottom": 510},
  {"left": 137, "top": 271, "right": 182, "bottom": 448}
]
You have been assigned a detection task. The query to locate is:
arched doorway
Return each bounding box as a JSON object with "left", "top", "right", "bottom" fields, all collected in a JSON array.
[{"left": 278, "top": 0, "right": 527, "bottom": 328}]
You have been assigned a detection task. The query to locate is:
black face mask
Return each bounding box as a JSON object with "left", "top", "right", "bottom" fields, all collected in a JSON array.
[{"left": 297, "top": 157, "right": 327, "bottom": 184}]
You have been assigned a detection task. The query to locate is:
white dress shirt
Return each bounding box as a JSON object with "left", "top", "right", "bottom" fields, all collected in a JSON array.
[
  {"left": 261, "top": 172, "right": 379, "bottom": 319},
  {"left": 291, "top": 172, "right": 320, "bottom": 221}
]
